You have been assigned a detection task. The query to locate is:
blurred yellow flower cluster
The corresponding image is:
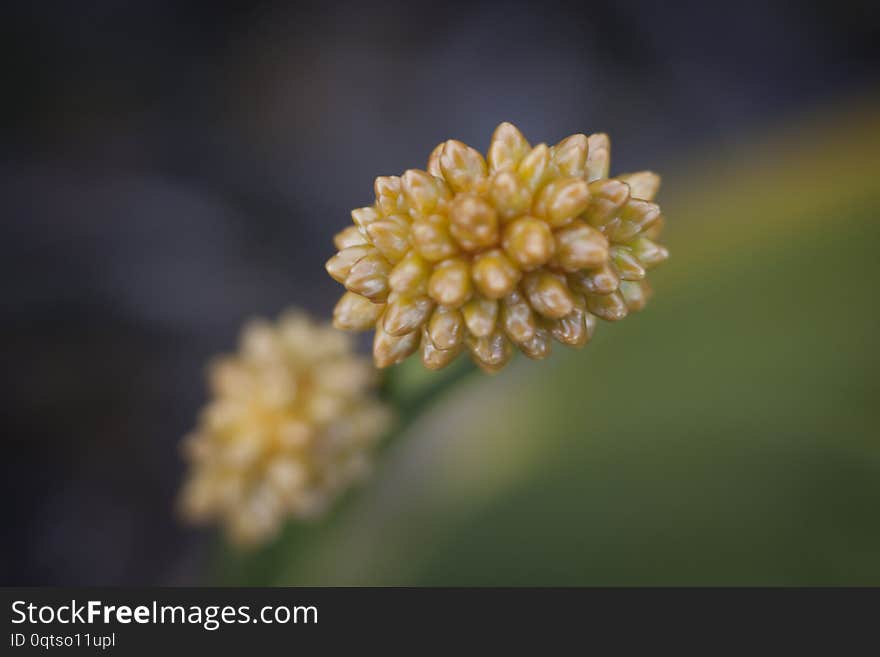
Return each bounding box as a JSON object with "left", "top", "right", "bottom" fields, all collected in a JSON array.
[
  {"left": 178, "top": 311, "right": 392, "bottom": 547},
  {"left": 327, "top": 122, "right": 668, "bottom": 372}
]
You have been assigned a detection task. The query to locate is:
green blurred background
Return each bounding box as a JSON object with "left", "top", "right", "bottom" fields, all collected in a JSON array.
[{"left": 218, "top": 99, "right": 880, "bottom": 585}]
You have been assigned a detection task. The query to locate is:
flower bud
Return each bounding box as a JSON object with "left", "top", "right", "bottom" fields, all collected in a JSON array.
[
  {"left": 532, "top": 178, "right": 591, "bottom": 227},
  {"left": 462, "top": 296, "right": 498, "bottom": 338},
  {"left": 421, "top": 328, "right": 462, "bottom": 370},
  {"left": 450, "top": 193, "right": 498, "bottom": 251},
  {"left": 553, "top": 221, "right": 608, "bottom": 271},
  {"left": 334, "top": 226, "right": 368, "bottom": 250},
  {"left": 179, "top": 311, "right": 391, "bottom": 547},
  {"left": 327, "top": 122, "right": 668, "bottom": 371},
  {"left": 518, "top": 144, "right": 551, "bottom": 191},
  {"left": 427, "top": 258, "right": 472, "bottom": 308},
  {"left": 500, "top": 290, "right": 537, "bottom": 344},
  {"left": 502, "top": 216, "right": 555, "bottom": 270},
  {"left": 402, "top": 169, "right": 448, "bottom": 217},
  {"left": 472, "top": 249, "right": 520, "bottom": 299},
  {"left": 618, "top": 171, "right": 660, "bottom": 201},
  {"left": 374, "top": 314, "right": 420, "bottom": 367},
  {"left": 630, "top": 237, "right": 670, "bottom": 269},
  {"left": 523, "top": 271, "right": 575, "bottom": 319},
  {"left": 428, "top": 306, "right": 464, "bottom": 350},
  {"left": 551, "top": 304, "right": 596, "bottom": 348},
  {"left": 569, "top": 265, "right": 620, "bottom": 296},
  {"left": 610, "top": 246, "right": 646, "bottom": 281},
  {"left": 489, "top": 170, "right": 532, "bottom": 220},
  {"left": 366, "top": 219, "right": 410, "bottom": 263},
  {"left": 383, "top": 293, "right": 434, "bottom": 337},
  {"left": 519, "top": 327, "right": 552, "bottom": 360},
  {"left": 466, "top": 330, "right": 513, "bottom": 373},
  {"left": 411, "top": 214, "right": 459, "bottom": 262},
  {"left": 374, "top": 176, "right": 403, "bottom": 216},
  {"left": 351, "top": 206, "right": 380, "bottom": 231},
  {"left": 333, "top": 292, "right": 384, "bottom": 331},
  {"left": 586, "top": 133, "right": 610, "bottom": 181},
  {"left": 586, "top": 291, "right": 628, "bottom": 321},
  {"left": 326, "top": 245, "right": 373, "bottom": 284},
  {"left": 440, "top": 139, "right": 488, "bottom": 193},
  {"left": 345, "top": 252, "right": 391, "bottom": 302},
  {"left": 488, "top": 122, "right": 530, "bottom": 172},
  {"left": 552, "top": 133, "right": 588, "bottom": 178},
  {"left": 620, "top": 280, "right": 650, "bottom": 312},
  {"left": 389, "top": 251, "right": 431, "bottom": 294}
]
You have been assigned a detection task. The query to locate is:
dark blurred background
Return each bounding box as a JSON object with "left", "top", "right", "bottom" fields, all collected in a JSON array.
[{"left": 2, "top": 0, "right": 879, "bottom": 585}]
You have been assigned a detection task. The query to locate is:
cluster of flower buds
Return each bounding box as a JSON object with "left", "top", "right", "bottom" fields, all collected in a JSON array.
[
  {"left": 178, "top": 311, "right": 392, "bottom": 547},
  {"left": 327, "top": 122, "right": 669, "bottom": 372}
]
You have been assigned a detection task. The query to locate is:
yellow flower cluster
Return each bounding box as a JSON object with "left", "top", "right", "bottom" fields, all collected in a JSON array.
[
  {"left": 327, "top": 122, "right": 668, "bottom": 372},
  {"left": 178, "top": 311, "right": 392, "bottom": 547}
]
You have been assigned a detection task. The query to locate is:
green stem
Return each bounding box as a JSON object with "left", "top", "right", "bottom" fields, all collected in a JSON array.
[{"left": 379, "top": 357, "right": 478, "bottom": 446}]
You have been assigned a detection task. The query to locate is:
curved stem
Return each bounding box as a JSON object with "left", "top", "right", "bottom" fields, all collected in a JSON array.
[{"left": 379, "top": 357, "right": 478, "bottom": 447}]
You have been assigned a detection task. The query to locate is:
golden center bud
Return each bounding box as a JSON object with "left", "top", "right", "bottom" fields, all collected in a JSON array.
[
  {"left": 178, "top": 310, "right": 392, "bottom": 547},
  {"left": 327, "top": 123, "right": 669, "bottom": 373}
]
